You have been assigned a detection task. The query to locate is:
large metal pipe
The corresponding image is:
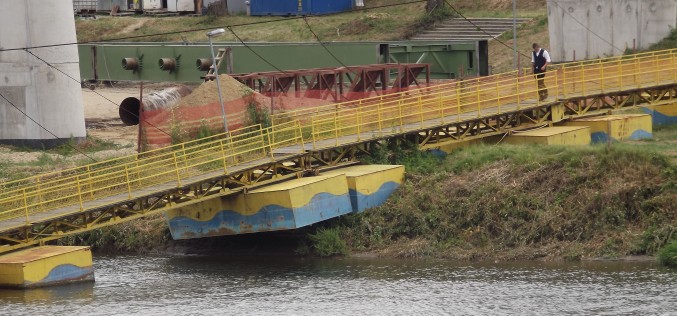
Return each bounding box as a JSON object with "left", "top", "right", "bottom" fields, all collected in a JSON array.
[
  {"left": 158, "top": 58, "right": 177, "bottom": 71},
  {"left": 119, "top": 85, "right": 193, "bottom": 126},
  {"left": 122, "top": 57, "right": 139, "bottom": 70},
  {"left": 196, "top": 58, "right": 212, "bottom": 71}
]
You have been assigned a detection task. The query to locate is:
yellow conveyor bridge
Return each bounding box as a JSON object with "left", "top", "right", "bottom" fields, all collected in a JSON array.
[{"left": 1, "top": 49, "right": 677, "bottom": 254}]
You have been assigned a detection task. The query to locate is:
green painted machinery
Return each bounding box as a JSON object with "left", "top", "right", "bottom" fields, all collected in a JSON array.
[{"left": 78, "top": 40, "right": 488, "bottom": 83}]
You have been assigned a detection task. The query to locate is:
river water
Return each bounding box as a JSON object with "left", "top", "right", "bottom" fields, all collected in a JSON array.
[{"left": 1, "top": 255, "right": 675, "bottom": 315}]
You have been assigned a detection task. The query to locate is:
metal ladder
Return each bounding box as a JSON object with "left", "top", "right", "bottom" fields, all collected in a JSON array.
[{"left": 204, "top": 48, "right": 227, "bottom": 81}]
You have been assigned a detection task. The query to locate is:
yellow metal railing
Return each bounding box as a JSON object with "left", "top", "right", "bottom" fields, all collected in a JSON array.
[
  {"left": 0, "top": 120, "right": 304, "bottom": 223},
  {"left": 271, "top": 49, "right": 677, "bottom": 149},
  {"left": 1, "top": 49, "right": 677, "bottom": 227}
]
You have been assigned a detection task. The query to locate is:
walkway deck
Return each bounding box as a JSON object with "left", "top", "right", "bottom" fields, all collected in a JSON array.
[{"left": 1, "top": 48, "right": 677, "bottom": 251}]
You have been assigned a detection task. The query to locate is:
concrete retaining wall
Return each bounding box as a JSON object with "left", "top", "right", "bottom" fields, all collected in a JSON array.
[{"left": 547, "top": 0, "right": 677, "bottom": 61}]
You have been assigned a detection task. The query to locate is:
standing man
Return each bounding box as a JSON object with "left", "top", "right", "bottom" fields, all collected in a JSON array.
[{"left": 531, "top": 43, "right": 551, "bottom": 101}]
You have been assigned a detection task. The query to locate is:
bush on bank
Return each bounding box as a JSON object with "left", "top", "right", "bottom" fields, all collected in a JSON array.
[
  {"left": 658, "top": 240, "right": 677, "bottom": 267},
  {"left": 331, "top": 142, "right": 677, "bottom": 260}
]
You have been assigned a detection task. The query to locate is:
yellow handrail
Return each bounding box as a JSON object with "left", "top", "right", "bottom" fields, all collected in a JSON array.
[{"left": 1, "top": 48, "right": 676, "bottom": 225}]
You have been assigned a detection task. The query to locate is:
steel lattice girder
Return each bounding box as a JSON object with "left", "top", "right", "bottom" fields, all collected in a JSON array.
[
  {"left": 0, "top": 82, "right": 669, "bottom": 254},
  {"left": 231, "top": 63, "right": 431, "bottom": 102}
]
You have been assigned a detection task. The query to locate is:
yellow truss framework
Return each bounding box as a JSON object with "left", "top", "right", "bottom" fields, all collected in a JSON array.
[{"left": 1, "top": 48, "right": 677, "bottom": 254}]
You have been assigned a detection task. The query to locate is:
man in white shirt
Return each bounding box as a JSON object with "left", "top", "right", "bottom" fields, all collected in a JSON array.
[{"left": 531, "top": 43, "right": 551, "bottom": 101}]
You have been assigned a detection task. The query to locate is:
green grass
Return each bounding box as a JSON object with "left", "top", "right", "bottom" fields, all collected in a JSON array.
[
  {"left": 331, "top": 140, "right": 677, "bottom": 260},
  {"left": 308, "top": 227, "right": 349, "bottom": 257},
  {"left": 75, "top": 0, "right": 549, "bottom": 43},
  {"left": 10, "top": 136, "right": 128, "bottom": 156},
  {"left": 59, "top": 213, "right": 170, "bottom": 253},
  {"left": 642, "top": 28, "right": 677, "bottom": 52},
  {"left": 76, "top": 0, "right": 429, "bottom": 43},
  {"left": 658, "top": 240, "right": 677, "bottom": 267},
  {"left": 0, "top": 135, "right": 134, "bottom": 183}
]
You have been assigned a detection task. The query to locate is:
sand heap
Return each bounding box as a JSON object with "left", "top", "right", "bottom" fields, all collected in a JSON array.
[{"left": 177, "top": 74, "right": 259, "bottom": 108}]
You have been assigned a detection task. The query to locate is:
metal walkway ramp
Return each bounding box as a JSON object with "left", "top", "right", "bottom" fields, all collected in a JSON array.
[{"left": 1, "top": 49, "right": 677, "bottom": 254}]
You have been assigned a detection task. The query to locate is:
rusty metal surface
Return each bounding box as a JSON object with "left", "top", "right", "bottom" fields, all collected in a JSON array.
[{"left": 230, "top": 63, "right": 431, "bottom": 102}]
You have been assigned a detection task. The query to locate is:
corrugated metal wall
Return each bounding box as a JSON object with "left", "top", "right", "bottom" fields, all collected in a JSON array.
[{"left": 249, "top": 0, "right": 353, "bottom": 16}]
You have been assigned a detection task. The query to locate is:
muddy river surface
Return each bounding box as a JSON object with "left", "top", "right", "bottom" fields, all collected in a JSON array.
[{"left": 1, "top": 255, "right": 676, "bottom": 315}]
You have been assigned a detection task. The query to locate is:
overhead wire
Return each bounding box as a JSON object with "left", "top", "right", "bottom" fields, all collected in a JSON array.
[
  {"left": 0, "top": 91, "right": 98, "bottom": 162},
  {"left": 225, "top": 26, "right": 286, "bottom": 73},
  {"left": 443, "top": 0, "right": 532, "bottom": 61},
  {"left": 24, "top": 49, "right": 174, "bottom": 139},
  {"left": 443, "top": 0, "right": 608, "bottom": 90},
  {"left": 302, "top": 16, "right": 358, "bottom": 75},
  {"left": 0, "top": 0, "right": 428, "bottom": 53},
  {"left": 550, "top": 1, "right": 625, "bottom": 54}
]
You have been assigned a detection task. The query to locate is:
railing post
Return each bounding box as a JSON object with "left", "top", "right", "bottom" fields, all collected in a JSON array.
[
  {"left": 516, "top": 75, "right": 521, "bottom": 110},
  {"left": 555, "top": 71, "right": 559, "bottom": 100},
  {"left": 334, "top": 110, "right": 339, "bottom": 147},
  {"left": 418, "top": 95, "right": 423, "bottom": 128},
  {"left": 562, "top": 67, "right": 567, "bottom": 98},
  {"left": 22, "top": 188, "right": 29, "bottom": 225},
  {"left": 377, "top": 101, "right": 383, "bottom": 135},
  {"left": 357, "top": 100, "right": 362, "bottom": 141},
  {"left": 298, "top": 122, "right": 306, "bottom": 152},
  {"left": 438, "top": 92, "right": 444, "bottom": 124},
  {"left": 582, "top": 66, "right": 587, "bottom": 95},
  {"left": 134, "top": 155, "right": 141, "bottom": 188},
  {"left": 75, "top": 175, "right": 84, "bottom": 211},
  {"left": 227, "top": 130, "right": 236, "bottom": 162},
  {"left": 86, "top": 165, "right": 94, "bottom": 199},
  {"left": 654, "top": 57, "right": 659, "bottom": 84},
  {"left": 124, "top": 165, "right": 132, "bottom": 199},
  {"left": 311, "top": 116, "right": 317, "bottom": 150},
  {"left": 398, "top": 98, "right": 404, "bottom": 132},
  {"left": 619, "top": 60, "right": 623, "bottom": 89},
  {"left": 456, "top": 82, "right": 461, "bottom": 122},
  {"left": 181, "top": 143, "right": 188, "bottom": 172},
  {"left": 266, "top": 129, "right": 275, "bottom": 161},
  {"left": 476, "top": 85, "right": 481, "bottom": 118},
  {"left": 173, "top": 152, "right": 182, "bottom": 187},
  {"left": 219, "top": 139, "right": 228, "bottom": 173},
  {"left": 495, "top": 81, "right": 500, "bottom": 114},
  {"left": 672, "top": 53, "right": 677, "bottom": 84},
  {"left": 36, "top": 177, "right": 42, "bottom": 206},
  {"left": 600, "top": 62, "right": 605, "bottom": 93},
  {"left": 635, "top": 57, "right": 640, "bottom": 88}
]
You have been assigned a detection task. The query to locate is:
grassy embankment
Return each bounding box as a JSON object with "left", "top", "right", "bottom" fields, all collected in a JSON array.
[
  {"left": 7, "top": 0, "right": 677, "bottom": 262},
  {"left": 59, "top": 125, "right": 677, "bottom": 261},
  {"left": 0, "top": 137, "right": 133, "bottom": 183},
  {"left": 75, "top": 0, "right": 426, "bottom": 43},
  {"left": 327, "top": 126, "right": 676, "bottom": 261}
]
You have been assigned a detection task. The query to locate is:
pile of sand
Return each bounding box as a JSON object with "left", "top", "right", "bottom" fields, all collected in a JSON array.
[{"left": 177, "top": 74, "right": 257, "bottom": 107}]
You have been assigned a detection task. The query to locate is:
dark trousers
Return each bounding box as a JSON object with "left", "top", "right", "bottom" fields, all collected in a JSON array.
[{"left": 535, "top": 72, "right": 547, "bottom": 99}]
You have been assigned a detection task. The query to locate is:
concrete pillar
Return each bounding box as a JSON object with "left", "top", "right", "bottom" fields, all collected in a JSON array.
[{"left": 0, "top": 0, "right": 87, "bottom": 147}]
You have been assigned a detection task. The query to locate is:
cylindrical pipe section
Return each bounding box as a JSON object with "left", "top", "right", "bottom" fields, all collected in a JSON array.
[
  {"left": 196, "top": 58, "right": 213, "bottom": 71},
  {"left": 119, "top": 85, "right": 193, "bottom": 126},
  {"left": 158, "top": 58, "right": 176, "bottom": 71},
  {"left": 122, "top": 58, "right": 139, "bottom": 70}
]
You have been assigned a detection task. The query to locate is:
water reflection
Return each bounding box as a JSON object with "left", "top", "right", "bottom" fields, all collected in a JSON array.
[
  {"left": 0, "top": 281, "right": 94, "bottom": 304},
  {"left": 0, "top": 255, "right": 675, "bottom": 315}
]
